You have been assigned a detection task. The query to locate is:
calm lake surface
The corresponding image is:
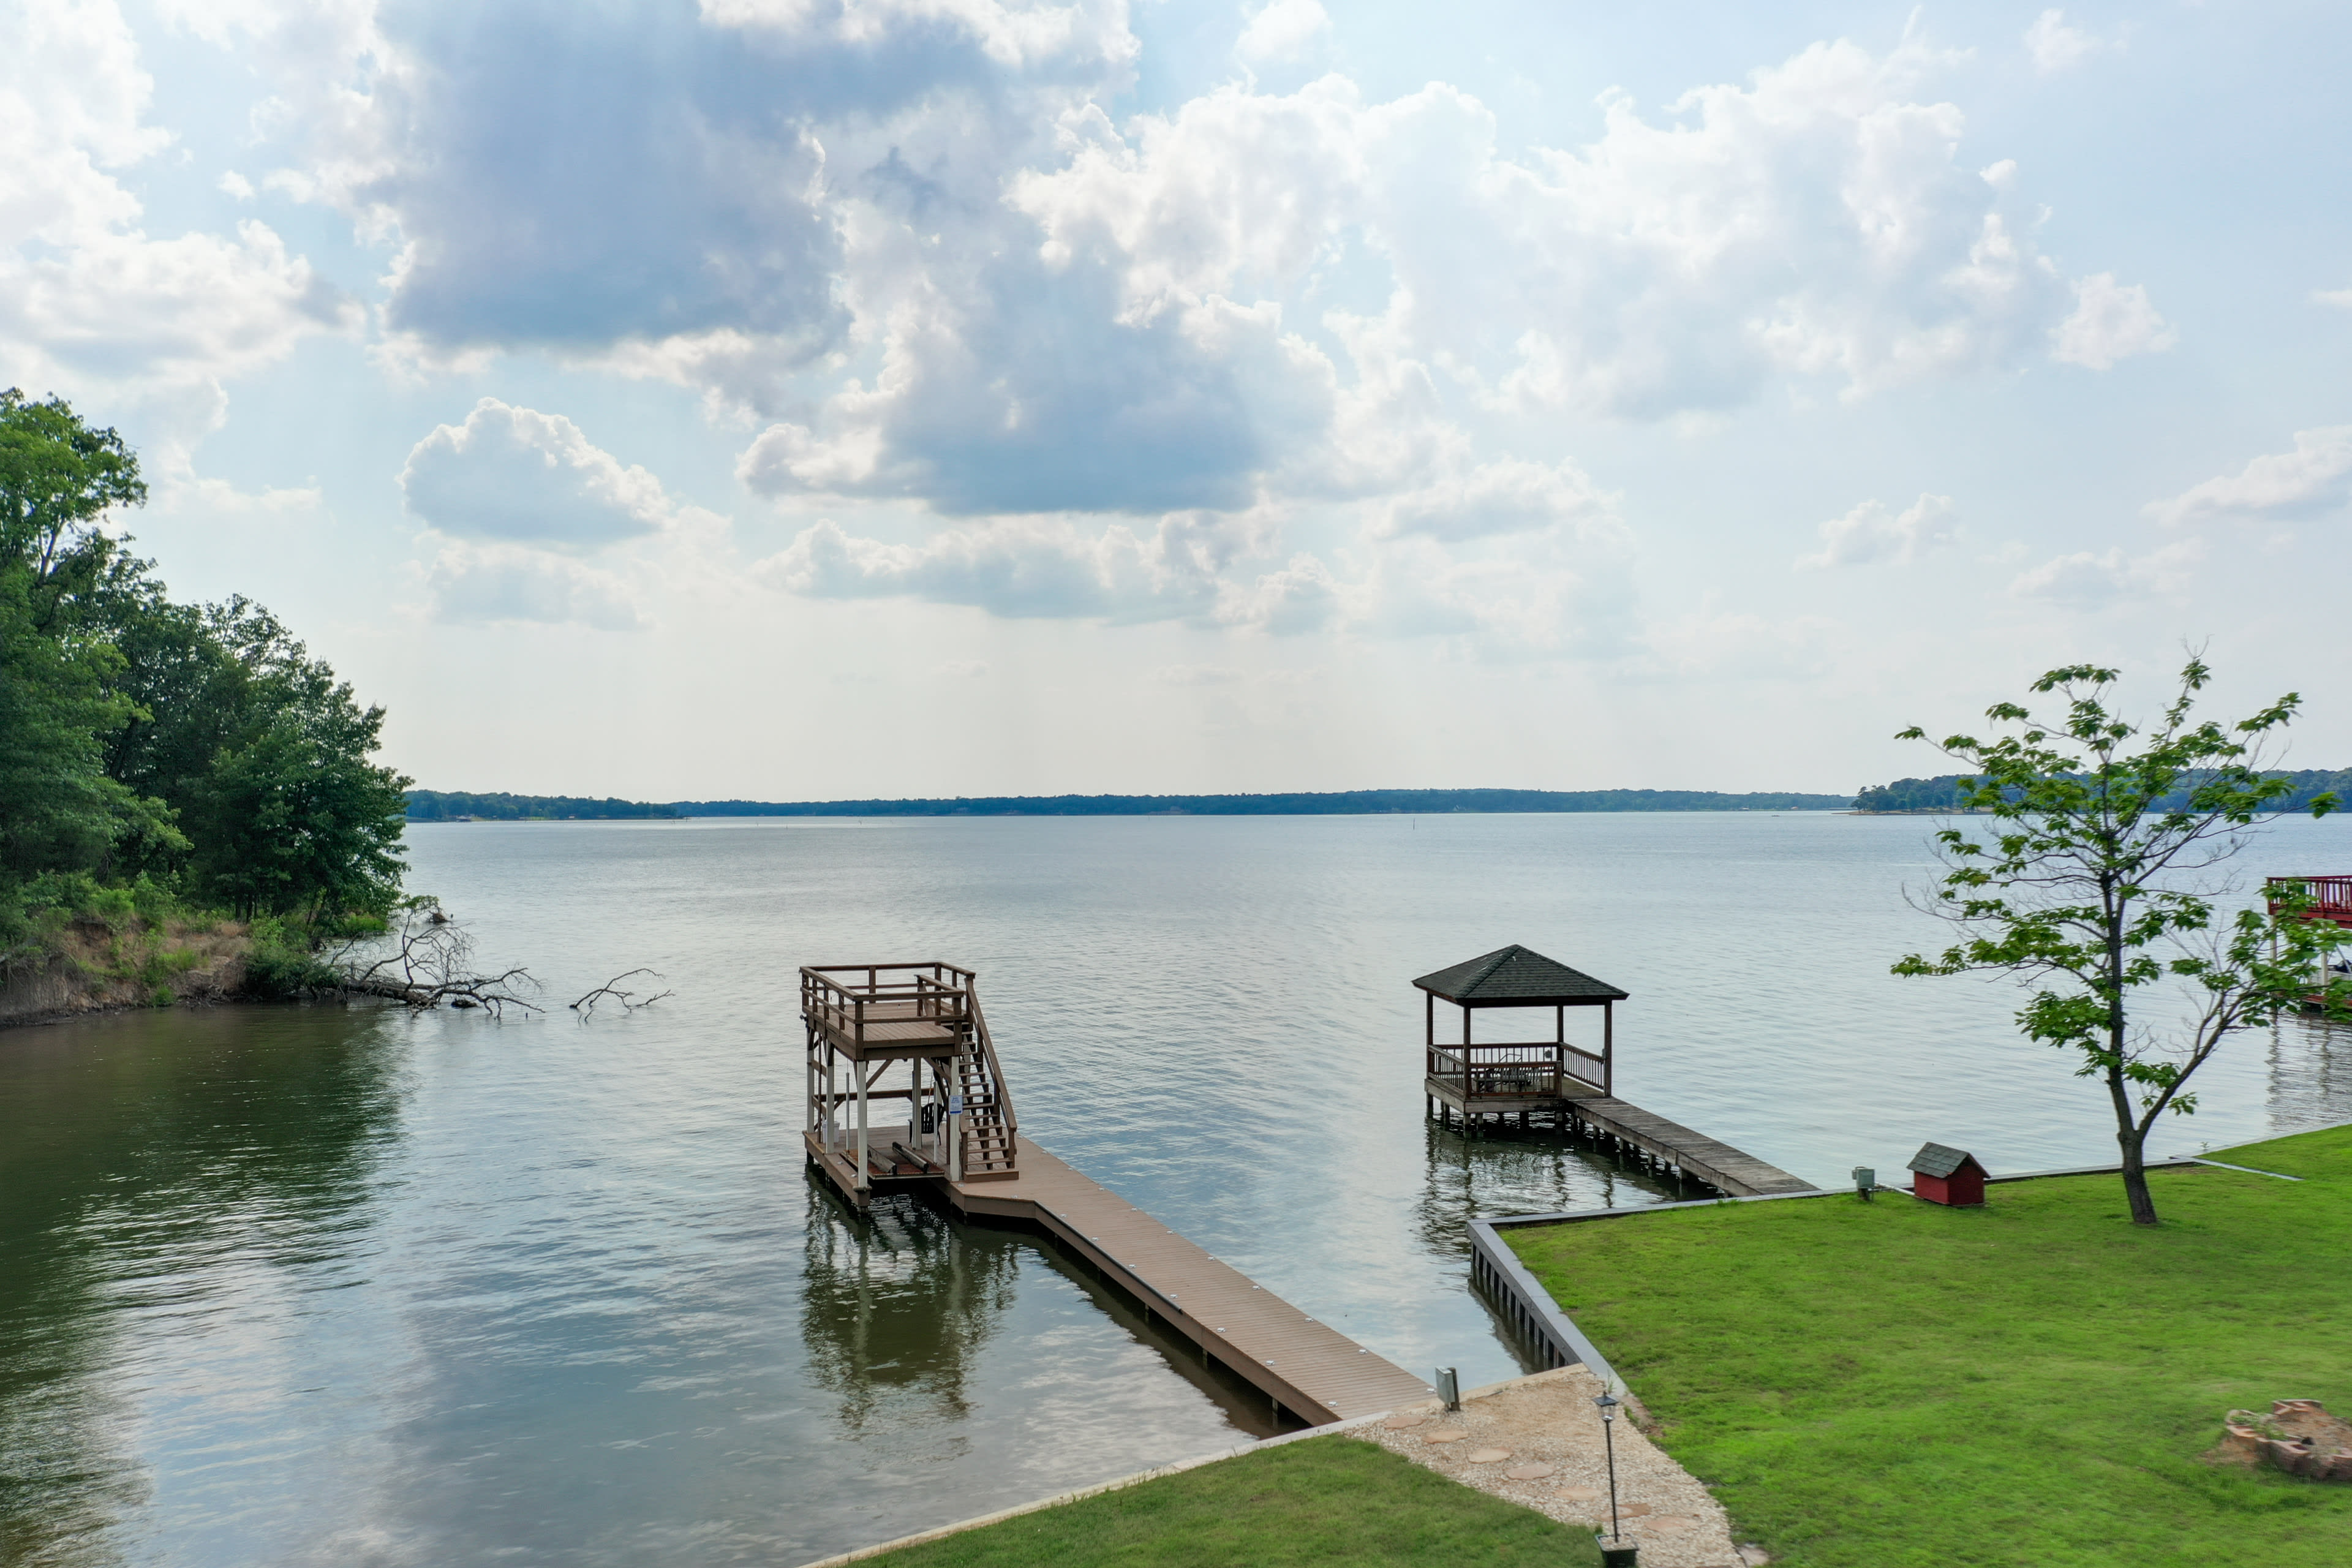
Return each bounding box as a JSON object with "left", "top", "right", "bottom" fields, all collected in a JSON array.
[{"left": 6, "top": 812, "right": 2348, "bottom": 1566}]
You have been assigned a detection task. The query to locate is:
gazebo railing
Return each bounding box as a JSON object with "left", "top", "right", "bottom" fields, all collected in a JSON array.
[{"left": 1428, "top": 1043, "right": 1605, "bottom": 1100}]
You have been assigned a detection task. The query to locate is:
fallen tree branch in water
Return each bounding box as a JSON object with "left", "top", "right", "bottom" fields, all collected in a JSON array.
[
  {"left": 570, "top": 969, "right": 672, "bottom": 1016},
  {"left": 329, "top": 899, "right": 543, "bottom": 1016}
]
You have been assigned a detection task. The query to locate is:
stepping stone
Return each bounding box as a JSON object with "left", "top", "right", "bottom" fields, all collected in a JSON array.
[
  {"left": 1380, "top": 1414, "right": 1427, "bottom": 1430},
  {"left": 1503, "top": 1463, "right": 1555, "bottom": 1480},
  {"left": 1556, "top": 1487, "right": 1604, "bottom": 1501},
  {"left": 1611, "top": 1503, "right": 1653, "bottom": 1518},
  {"left": 1423, "top": 1430, "right": 1469, "bottom": 1444},
  {"left": 1464, "top": 1447, "right": 1513, "bottom": 1464},
  {"left": 1642, "top": 1517, "right": 1697, "bottom": 1534}
]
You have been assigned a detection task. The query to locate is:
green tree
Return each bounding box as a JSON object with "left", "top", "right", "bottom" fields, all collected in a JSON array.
[
  {"left": 1892, "top": 658, "right": 2348, "bottom": 1224},
  {"left": 178, "top": 600, "right": 410, "bottom": 919},
  {"left": 0, "top": 391, "right": 179, "bottom": 891},
  {"left": 1, "top": 388, "right": 146, "bottom": 609},
  {"left": 2, "top": 387, "right": 407, "bottom": 932}
]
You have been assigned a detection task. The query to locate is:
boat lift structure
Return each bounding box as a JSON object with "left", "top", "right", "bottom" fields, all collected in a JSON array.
[{"left": 801, "top": 961, "right": 1019, "bottom": 1203}]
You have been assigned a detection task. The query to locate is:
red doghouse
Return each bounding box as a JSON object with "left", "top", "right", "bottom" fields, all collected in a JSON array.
[{"left": 1907, "top": 1142, "right": 1988, "bottom": 1206}]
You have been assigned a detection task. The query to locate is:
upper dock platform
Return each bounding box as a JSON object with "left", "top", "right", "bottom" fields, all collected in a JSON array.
[{"left": 801, "top": 962, "right": 973, "bottom": 1060}]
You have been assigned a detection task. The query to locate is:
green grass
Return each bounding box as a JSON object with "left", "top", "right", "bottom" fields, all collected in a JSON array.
[
  {"left": 1507, "top": 1123, "right": 2352, "bottom": 1568},
  {"left": 858, "top": 1435, "right": 1601, "bottom": 1567}
]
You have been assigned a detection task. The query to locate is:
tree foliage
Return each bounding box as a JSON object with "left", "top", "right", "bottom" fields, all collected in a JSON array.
[
  {"left": 1892, "top": 658, "right": 2350, "bottom": 1224},
  {"left": 1855, "top": 767, "right": 2352, "bottom": 815},
  {"left": 1, "top": 388, "right": 409, "bottom": 968}
]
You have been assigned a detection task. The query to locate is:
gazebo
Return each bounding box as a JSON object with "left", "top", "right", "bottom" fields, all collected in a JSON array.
[{"left": 1414, "top": 944, "right": 1627, "bottom": 1129}]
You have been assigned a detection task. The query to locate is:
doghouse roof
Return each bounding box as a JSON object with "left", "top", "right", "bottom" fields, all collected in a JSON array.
[{"left": 1907, "top": 1142, "right": 1988, "bottom": 1179}]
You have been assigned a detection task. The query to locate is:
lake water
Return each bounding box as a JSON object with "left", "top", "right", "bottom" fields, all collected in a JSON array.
[{"left": 5, "top": 812, "right": 2348, "bottom": 1566}]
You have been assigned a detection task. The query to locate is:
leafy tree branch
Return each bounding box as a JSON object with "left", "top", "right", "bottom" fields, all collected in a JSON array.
[{"left": 1892, "top": 657, "right": 2350, "bottom": 1224}]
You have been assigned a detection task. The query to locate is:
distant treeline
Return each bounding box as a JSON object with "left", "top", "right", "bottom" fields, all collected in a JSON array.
[
  {"left": 408, "top": 786, "right": 1851, "bottom": 820},
  {"left": 666, "top": 788, "right": 1851, "bottom": 816},
  {"left": 1854, "top": 771, "right": 2352, "bottom": 814},
  {"left": 405, "top": 791, "right": 682, "bottom": 821}
]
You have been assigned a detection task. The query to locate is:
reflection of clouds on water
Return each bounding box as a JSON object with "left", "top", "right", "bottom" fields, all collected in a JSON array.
[
  {"left": 0, "top": 1007, "right": 410, "bottom": 1566},
  {"left": 2268, "top": 1016, "right": 2352, "bottom": 1135},
  {"left": 798, "top": 1186, "right": 1019, "bottom": 1437}
]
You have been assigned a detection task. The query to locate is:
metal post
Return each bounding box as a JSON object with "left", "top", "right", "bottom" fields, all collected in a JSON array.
[
  {"left": 1596, "top": 1391, "right": 1634, "bottom": 1564},
  {"left": 949, "top": 1065, "right": 964, "bottom": 1182},
  {"left": 856, "top": 1062, "right": 870, "bottom": 1193},
  {"left": 1603, "top": 1002, "right": 1614, "bottom": 1096}
]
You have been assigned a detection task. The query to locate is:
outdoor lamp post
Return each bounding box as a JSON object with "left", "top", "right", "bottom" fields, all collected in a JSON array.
[{"left": 1594, "top": 1391, "right": 1637, "bottom": 1566}]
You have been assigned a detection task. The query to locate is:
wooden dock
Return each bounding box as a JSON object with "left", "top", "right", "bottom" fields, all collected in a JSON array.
[
  {"left": 811, "top": 1125, "right": 1436, "bottom": 1426},
  {"left": 1562, "top": 1096, "right": 1815, "bottom": 1196},
  {"left": 1415, "top": 944, "right": 1815, "bottom": 1199}
]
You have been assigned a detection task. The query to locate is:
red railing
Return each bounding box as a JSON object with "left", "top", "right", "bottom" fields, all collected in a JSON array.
[{"left": 2267, "top": 876, "right": 2352, "bottom": 927}]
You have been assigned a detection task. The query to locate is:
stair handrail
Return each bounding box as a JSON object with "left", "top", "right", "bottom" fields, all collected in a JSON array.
[{"left": 963, "top": 981, "right": 1019, "bottom": 1140}]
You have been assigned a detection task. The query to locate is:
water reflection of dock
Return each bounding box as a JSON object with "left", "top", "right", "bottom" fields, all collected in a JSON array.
[{"left": 801, "top": 962, "right": 1434, "bottom": 1428}]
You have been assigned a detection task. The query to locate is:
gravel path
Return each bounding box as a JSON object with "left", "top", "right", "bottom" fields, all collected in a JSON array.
[{"left": 1360, "top": 1365, "right": 1764, "bottom": 1567}]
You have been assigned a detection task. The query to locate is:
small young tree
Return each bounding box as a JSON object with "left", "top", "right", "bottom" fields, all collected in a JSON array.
[{"left": 1893, "top": 658, "right": 2349, "bottom": 1225}]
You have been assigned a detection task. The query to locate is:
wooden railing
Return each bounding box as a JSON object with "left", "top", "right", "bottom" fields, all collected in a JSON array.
[
  {"left": 1428, "top": 1043, "right": 1605, "bottom": 1100},
  {"left": 2268, "top": 876, "right": 2352, "bottom": 925},
  {"left": 801, "top": 961, "right": 974, "bottom": 1040}
]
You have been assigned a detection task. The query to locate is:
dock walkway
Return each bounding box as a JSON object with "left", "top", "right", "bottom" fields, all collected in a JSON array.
[
  {"left": 1566, "top": 1096, "right": 1814, "bottom": 1196},
  {"left": 941, "top": 1137, "right": 1434, "bottom": 1426}
]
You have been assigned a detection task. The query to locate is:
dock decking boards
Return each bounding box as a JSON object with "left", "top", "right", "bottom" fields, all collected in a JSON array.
[
  {"left": 1565, "top": 1096, "right": 1814, "bottom": 1196},
  {"left": 805, "top": 1127, "right": 1433, "bottom": 1426},
  {"left": 948, "top": 1139, "right": 1434, "bottom": 1425}
]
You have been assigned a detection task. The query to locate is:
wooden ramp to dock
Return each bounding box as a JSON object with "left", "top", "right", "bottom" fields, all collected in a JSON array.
[
  {"left": 1566, "top": 1096, "right": 1815, "bottom": 1196},
  {"left": 943, "top": 1137, "right": 1434, "bottom": 1427}
]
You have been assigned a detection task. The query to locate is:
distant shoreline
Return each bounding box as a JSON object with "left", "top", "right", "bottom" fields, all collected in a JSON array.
[{"left": 406, "top": 786, "right": 1852, "bottom": 822}]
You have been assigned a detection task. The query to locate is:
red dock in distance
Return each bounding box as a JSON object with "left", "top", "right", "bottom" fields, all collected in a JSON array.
[{"left": 2267, "top": 875, "right": 2352, "bottom": 929}]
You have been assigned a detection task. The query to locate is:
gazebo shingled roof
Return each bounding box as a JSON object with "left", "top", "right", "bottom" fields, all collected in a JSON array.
[{"left": 1412, "top": 944, "right": 1628, "bottom": 1005}]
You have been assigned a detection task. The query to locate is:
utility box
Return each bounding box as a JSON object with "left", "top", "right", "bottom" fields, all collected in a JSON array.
[{"left": 1907, "top": 1142, "right": 1989, "bottom": 1207}]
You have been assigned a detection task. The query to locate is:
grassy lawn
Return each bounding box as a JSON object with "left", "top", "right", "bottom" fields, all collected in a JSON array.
[
  {"left": 1508, "top": 1123, "right": 2352, "bottom": 1568},
  {"left": 856, "top": 1435, "right": 1600, "bottom": 1567}
]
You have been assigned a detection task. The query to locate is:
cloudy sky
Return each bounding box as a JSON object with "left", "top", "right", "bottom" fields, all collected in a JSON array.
[{"left": 8, "top": 0, "right": 2350, "bottom": 800}]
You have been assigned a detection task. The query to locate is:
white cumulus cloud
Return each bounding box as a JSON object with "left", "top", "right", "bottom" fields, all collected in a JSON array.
[
  {"left": 1012, "top": 38, "right": 2119, "bottom": 428},
  {"left": 1376, "top": 458, "right": 1618, "bottom": 543},
  {"left": 2023, "top": 10, "right": 2106, "bottom": 74},
  {"left": 2007, "top": 539, "right": 2203, "bottom": 605},
  {"left": 754, "top": 511, "right": 1267, "bottom": 624},
  {"left": 1798, "top": 493, "right": 1957, "bottom": 568},
  {"left": 2050, "top": 272, "right": 2174, "bottom": 369},
  {"left": 400, "top": 399, "right": 677, "bottom": 551},
  {"left": 2145, "top": 424, "right": 2352, "bottom": 528},
  {"left": 1235, "top": 0, "right": 1330, "bottom": 66},
  {"left": 0, "top": 0, "right": 356, "bottom": 455}
]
